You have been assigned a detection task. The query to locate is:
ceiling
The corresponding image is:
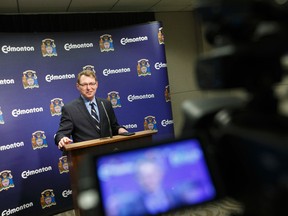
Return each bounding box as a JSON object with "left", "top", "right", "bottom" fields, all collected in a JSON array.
[{"left": 0, "top": 0, "right": 197, "bottom": 14}]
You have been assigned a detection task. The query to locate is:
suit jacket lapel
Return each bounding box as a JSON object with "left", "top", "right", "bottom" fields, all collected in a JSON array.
[{"left": 96, "top": 98, "right": 105, "bottom": 128}]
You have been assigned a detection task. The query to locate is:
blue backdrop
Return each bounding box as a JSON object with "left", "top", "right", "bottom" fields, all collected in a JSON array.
[{"left": 0, "top": 21, "right": 174, "bottom": 216}]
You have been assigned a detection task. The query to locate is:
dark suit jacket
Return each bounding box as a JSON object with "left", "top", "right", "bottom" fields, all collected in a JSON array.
[{"left": 54, "top": 96, "right": 123, "bottom": 145}]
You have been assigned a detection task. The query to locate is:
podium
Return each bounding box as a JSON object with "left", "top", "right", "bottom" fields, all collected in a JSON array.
[{"left": 64, "top": 130, "right": 157, "bottom": 216}]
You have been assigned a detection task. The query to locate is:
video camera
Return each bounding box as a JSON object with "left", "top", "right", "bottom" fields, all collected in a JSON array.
[{"left": 181, "top": 0, "right": 288, "bottom": 215}]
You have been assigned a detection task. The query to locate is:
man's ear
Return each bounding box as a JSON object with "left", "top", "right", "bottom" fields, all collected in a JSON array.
[{"left": 76, "top": 83, "right": 80, "bottom": 91}]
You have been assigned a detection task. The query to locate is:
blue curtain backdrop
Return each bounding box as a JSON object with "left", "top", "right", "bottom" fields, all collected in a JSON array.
[{"left": 0, "top": 21, "right": 174, "bottom": 216}]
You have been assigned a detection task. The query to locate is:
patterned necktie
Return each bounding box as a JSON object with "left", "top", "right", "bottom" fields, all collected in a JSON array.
[{"left": 90, "top": 102, "right": 100, "bottom": 132}]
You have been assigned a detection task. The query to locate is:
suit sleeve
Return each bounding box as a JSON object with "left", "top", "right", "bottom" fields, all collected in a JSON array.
[{"left": 54, "top": 105, "right": 74, "bottom": 145}]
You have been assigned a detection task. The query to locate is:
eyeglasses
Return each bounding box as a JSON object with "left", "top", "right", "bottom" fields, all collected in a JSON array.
[{"left": 78, "top": 82, "right": 97, "bottom": 87}]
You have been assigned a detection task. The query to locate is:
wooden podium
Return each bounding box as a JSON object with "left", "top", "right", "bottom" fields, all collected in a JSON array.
[{"left": 63, "top": 130, "right": 157, "bottom": 216}]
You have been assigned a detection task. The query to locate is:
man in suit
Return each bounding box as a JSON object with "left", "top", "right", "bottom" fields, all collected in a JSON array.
[{"left": 55, "top": 69, "right": 128, "bottom": 150}]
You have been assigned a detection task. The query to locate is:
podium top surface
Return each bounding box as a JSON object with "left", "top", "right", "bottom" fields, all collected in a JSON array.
[{"left": 63, "top": 130, "right": 157, "bottom": 151}]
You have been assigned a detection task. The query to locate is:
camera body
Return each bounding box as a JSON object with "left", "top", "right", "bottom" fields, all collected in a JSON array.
[{"left": 181, "top": 0, "right": 288, "bottom": 215}]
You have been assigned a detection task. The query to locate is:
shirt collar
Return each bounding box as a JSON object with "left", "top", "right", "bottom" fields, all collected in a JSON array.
[{"left": 81, "top": 95, "right": 96, "bottom": 105}]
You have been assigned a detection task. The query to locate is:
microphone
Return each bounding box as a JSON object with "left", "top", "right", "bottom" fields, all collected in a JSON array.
[{"left": 101, "top": 101, "right": 113, "bottom": 138}]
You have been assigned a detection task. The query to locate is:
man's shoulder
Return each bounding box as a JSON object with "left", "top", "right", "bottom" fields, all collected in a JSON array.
[
  {"left": 63, "top": 97, "right": 83, "bottom": 109},
  {"left": 96, "top": 97, "right": 110, "bottom": 104}
]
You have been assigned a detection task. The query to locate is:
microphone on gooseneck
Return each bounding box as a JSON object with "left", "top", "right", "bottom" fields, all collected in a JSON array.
[{"left": 101, "top": 101, "right": 113, "bottom": 138}]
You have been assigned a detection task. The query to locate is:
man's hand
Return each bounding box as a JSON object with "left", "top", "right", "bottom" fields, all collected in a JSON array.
[
  {"left": 58, "top": 137, "right": 73, "bottom": 149},
  {"left": 118, "top": 127, "right": 128, "bottom": 134}
]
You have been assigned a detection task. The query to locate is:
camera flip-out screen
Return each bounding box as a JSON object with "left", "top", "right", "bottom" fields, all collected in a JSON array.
[{"left": 93, "top": 138, "right": 220, "bottom": 216}]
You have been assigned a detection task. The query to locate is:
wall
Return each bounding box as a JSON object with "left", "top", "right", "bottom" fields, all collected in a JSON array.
[{"left": 154, "top": 12, "right": 199, "bottom": 137}]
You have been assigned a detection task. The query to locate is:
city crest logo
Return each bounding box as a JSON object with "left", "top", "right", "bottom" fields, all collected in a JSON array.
[
  {"left": 107, "top": 91, "right": 121, "bottom": 108},
  {"left": 58, "top": 156, "right": 69, "bottom": 174},
  {"left": 83, "top": 65, "right": 96, "bottom": 73},
  {"left": 144, "top": 115, "right": 158, "bottom": 131},
  {"left": 158, "top": 27, "right": 165, "bottom": 44},
  {"left": 137, "top": 59, "right": 151, "bottom": 77},
  {"left": 165, "top": 85, "right": 171, "bottom": 102},
  {"left": 32, "top": 131, "right": 48, "bottom": 150},
  {"left": 99, "top": 34, "right": 114, "bottom": 52},
  {"left": 0, "top": 170, "right": 15, "bottom": 192},
  {"left": 41, "top": 39, "right": 57, "bottom": 57},
  {"left": 0, "top": 107, "right": 4, "bottom": 124},
  {"left": 40, "top": 189, "right": 56, "bottom": 209},
  {"left": 22, "top": 70, "right": 39, "bottom": 89},
  {"left": 50, "top": 98, "right": 64, "bottom": 116}
]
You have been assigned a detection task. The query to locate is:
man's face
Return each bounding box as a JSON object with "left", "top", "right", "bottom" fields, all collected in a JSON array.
[
  {"left": 76, "top": 75, "right": 98, "bottom": 101},
  {"left": 137, "top": 162, "right": 163, "bottom": 193}
]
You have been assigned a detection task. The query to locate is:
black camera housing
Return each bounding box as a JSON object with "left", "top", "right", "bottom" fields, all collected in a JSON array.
[{"left": 182, "top": 1, "right": 288, "bottom": 215}]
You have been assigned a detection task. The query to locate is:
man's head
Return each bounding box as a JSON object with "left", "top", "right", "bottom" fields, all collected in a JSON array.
[
  {"left": 76, "top": 70, "right": 98, "bottom": 101},
  {"left": 136, "top": 159, "right": 164, "bottom": 193}
]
